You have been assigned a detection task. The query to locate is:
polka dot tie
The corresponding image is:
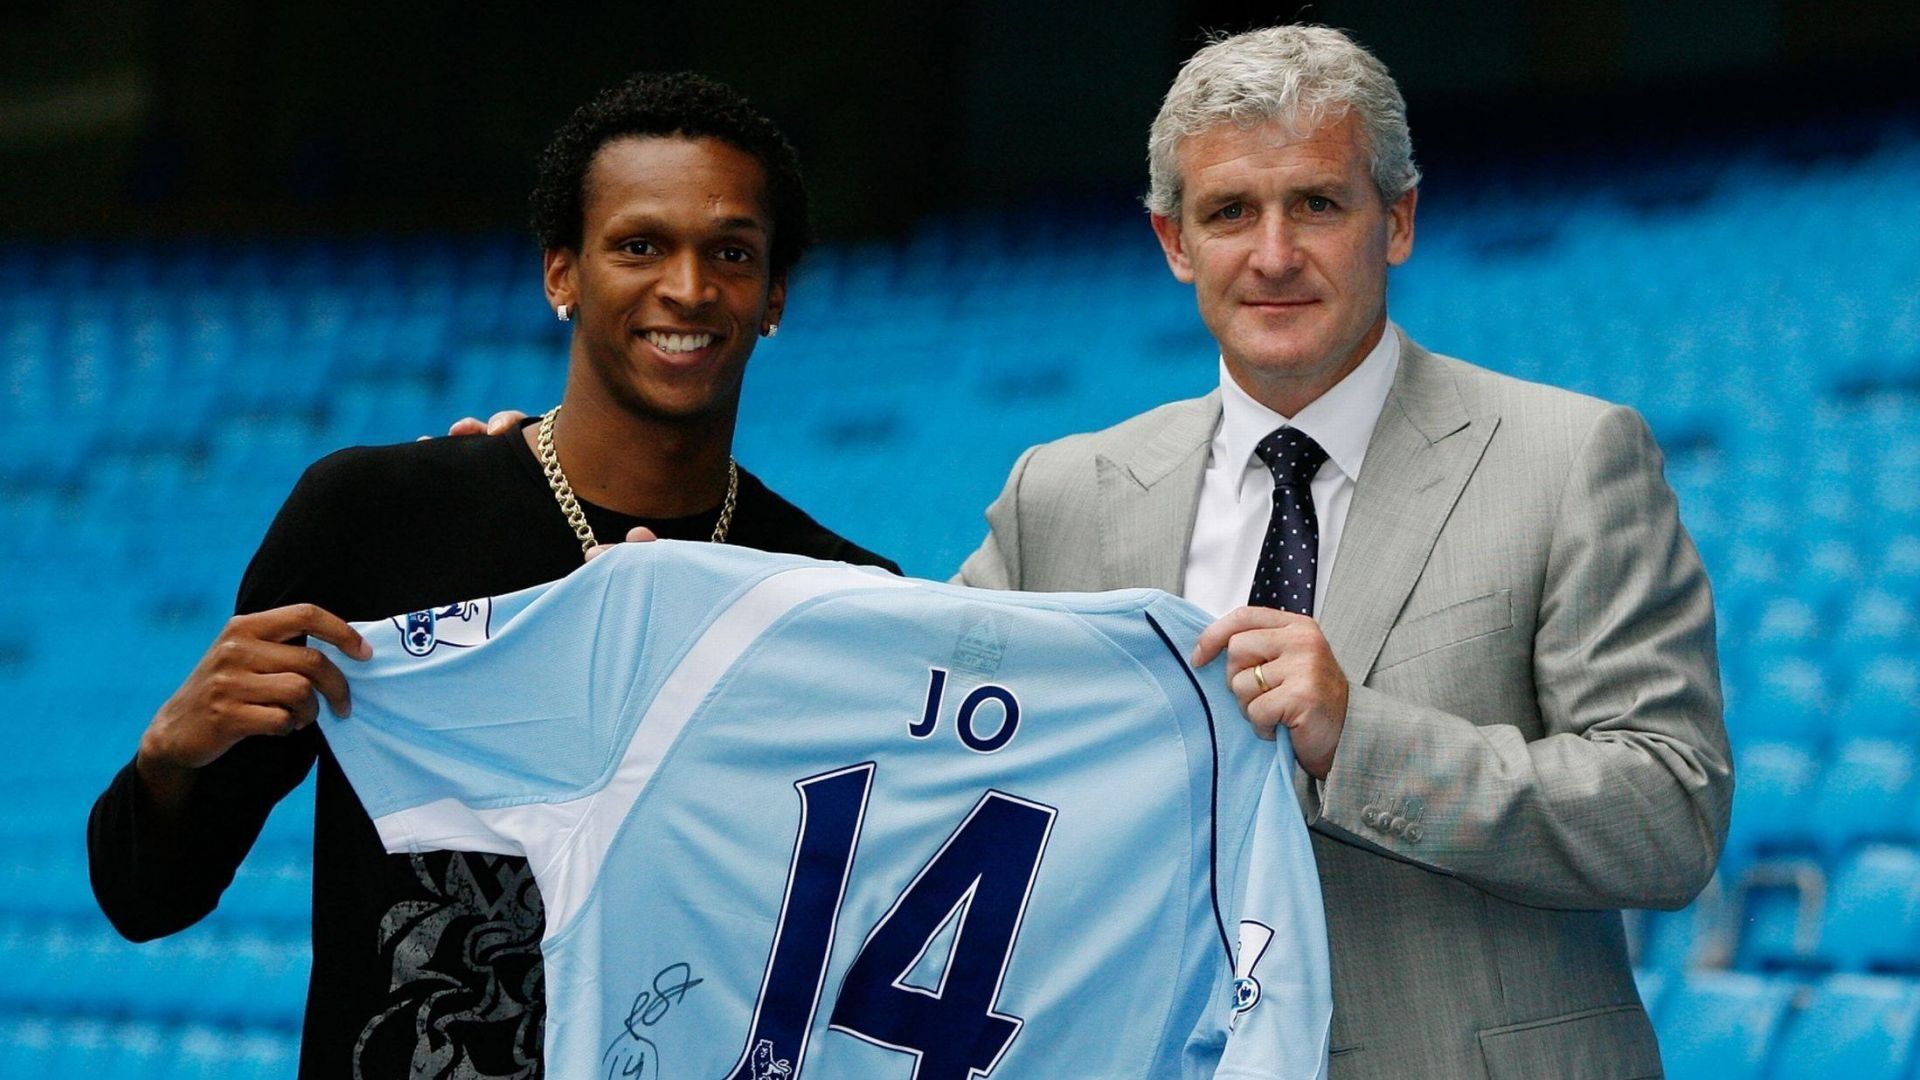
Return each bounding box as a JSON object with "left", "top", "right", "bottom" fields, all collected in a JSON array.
[{"left": 1248, "top": 427, "right": 1329, "bottom": 616}]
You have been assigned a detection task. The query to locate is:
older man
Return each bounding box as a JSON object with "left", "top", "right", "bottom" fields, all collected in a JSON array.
[{"left": 957, "top": 25, "right": 1731, "bottom": 1078}]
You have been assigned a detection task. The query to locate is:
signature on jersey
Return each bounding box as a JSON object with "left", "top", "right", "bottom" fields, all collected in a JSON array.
[{"left": 602, "top": 962, "right": 703, "bottom": 1079}]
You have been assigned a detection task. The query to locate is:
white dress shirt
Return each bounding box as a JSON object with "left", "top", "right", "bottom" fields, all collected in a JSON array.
[{"left": 1181, "top": 326, "right": 1401, "bottom": 617}]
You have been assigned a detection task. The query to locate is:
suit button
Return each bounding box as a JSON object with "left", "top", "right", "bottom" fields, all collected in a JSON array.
[
  {"left": 1389, "top": 816, "right": 1407, "bottom": 836},
  {"left": 1406, "top": 823, "right": 1425, "bottom": 843},
  {"left": 1361, "top": 805, "right": 1380, "bottom": 828}
]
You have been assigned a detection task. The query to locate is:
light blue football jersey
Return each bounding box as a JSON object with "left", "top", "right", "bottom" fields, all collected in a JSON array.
[{"left": 316, "top": 541, "right": 1330, "bottom": 1079}]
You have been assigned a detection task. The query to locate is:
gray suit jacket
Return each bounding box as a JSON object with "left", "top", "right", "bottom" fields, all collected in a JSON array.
[{"left": 957, "top": 332, "right": 1731, "bottom": 1079}]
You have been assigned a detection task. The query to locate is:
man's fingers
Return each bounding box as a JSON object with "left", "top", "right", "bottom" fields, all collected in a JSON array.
[
  {"left": 286, "top": 646, "right": 353, "bottom": 717},
  {"left": 223, "top": 668, "right": 329, "bottom": 729},
  {"left": 446, "top": 410, "right": 528, "bottom": 437},
  {"left": 302, "top": 609, "right": 372, "bottom": 662},
  {"left": 250, "top": 671, "right": 322, "bottom": 729},
  {"left": 1191, "top": 605, "right": 1295, "bottom": 666},
  {"left": 1242, "top": 689, "right": 1285, "bottom": 740},
  {"left": 227, "top": 702, "right": 301, "bottom": 739},
  {"left": 585, "top": 526, "right": 661, "bottom": 561},
  {"left": 286, "top": 690, "right": 321, "bottom": 730},
  {"left": 245, "top": 604, "right": 371, "bottom": 661},
  {"left": 1224, "top": 631, "right": 1288, "bottom": 675},
  {"left": 249, "top": 640, "right": 352, "bottom": 702},
  {"left": 1245, "top": 686, "right": 1313, "bottom": 741},
  {"left": 485, "top": 410, "right": 529, "bottom": 436},
  {"left": 1231, "top": 664, "right": 1280, "bottom": 702},
  {"left": 1248, "top": 702, "right": 1287, "bottom": 741},
  {"left": 253, "top": 671, "right": 316, "bottom": 709}
]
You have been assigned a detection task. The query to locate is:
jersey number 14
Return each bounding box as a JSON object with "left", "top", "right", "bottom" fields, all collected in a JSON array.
[{"left": 725, "top": 763, "right": 1057, "bottom": 1080}]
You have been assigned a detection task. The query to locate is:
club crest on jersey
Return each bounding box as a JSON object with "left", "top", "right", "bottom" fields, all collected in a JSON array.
[
  {"left": 952, "top": 613, "right": 1008, "bottom": 676},
  {"left": 1231, "top": 920, "right": 1277, "bottom": 1032},
  {"left": 1233, "top": 975, "right": 1262, "bottom": 1013},
  {"left": 393, "top": 599, "right": 493, "bottom": 657}
]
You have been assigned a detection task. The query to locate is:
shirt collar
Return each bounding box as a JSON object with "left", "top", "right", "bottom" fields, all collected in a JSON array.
[{"left": 1216, "top": 321, "right": 1401, "bottom": 488}]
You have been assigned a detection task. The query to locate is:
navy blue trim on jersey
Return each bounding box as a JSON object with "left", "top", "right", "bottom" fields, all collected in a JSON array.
[{"left": 1143, "top": 611, "right": 1235, "bottom": 968}]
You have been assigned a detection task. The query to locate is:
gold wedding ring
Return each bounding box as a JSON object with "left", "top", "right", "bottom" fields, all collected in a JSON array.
[{"left": 1252, "top": 662, "right": 1271, "bottom": 693}]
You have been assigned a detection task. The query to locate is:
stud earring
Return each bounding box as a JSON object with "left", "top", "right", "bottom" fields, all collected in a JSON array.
[
  {"left": 556, "top": 304, "right": 572, "bottom": 322},
  {"left": 762, "top": 322, "right": 779, "bottom": 338}
]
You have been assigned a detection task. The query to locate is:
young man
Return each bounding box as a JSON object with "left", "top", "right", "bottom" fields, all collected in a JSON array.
[{"left": 88, "top": 72, "right": 894, "bottom": 1078}]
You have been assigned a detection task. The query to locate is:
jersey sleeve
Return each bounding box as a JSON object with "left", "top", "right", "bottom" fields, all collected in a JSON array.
[
  {"left": 1211, "top": 755, "right": 1334, "bottom": 1079},
  {"left": 314, "top": 545, "right": 661, "bottom": 860}
]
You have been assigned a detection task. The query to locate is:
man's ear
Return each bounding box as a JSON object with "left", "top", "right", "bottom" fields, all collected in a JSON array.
[
  {"left": 1386, "top": 186, "right": 1418, "bottom": 267},
  {"left": 1149, "top": 212, "right": 1195, "bottom": 284},
  {"left": 542, "top": 247, "right": 577, "bottom": 314},
  {"left": 764, "top": 270, "right": 788, "bottom": 332}
]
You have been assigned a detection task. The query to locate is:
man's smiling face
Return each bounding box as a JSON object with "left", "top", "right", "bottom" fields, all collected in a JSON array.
[
  {"left": 1151, "top": 112, "right": 1416, "bottom": 416},
  {"left": 551, "top": 135, "right": 785, "bottom": 424}
]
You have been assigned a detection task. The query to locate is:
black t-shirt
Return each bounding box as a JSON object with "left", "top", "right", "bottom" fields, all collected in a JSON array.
[{"left": 87, "top": 428, "right": 897, "bottom": 1079}]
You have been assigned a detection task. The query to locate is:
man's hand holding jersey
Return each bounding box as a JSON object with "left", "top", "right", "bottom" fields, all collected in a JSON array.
[
  {"left": 136, "top": 605, "right": 372, "bottom": 808},
  {"left": 1193, "top": 607, "right": 1348, "bottom": 780}
]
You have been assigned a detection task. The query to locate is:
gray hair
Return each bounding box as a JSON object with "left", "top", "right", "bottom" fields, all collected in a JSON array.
[{"left": 1146, "top": 25, "right": 1420, "bottom": 218}]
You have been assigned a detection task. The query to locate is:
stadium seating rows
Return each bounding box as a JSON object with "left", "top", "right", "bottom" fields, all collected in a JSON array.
[
  {"left": 1, "top": 118, "right": 1916, "bottom": 1075},
  {"left": 1648, "top": 970, "right": 1920, "bottom": 1080}
]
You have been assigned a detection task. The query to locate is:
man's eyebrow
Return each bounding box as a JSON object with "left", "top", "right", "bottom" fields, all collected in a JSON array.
[
  {"left": 1190, "top": 185, "right": 1250, "bottom": 209},
  {"left": 1296, "top": 174, "right": 1358, "bottom": 193},
  {"left": 603, "top": 212, "right": 769, "bottom": 234}
]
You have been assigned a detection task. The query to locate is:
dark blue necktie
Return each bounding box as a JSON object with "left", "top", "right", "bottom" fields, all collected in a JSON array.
[{"left": 1248, "top": 427, "right": 1329, "bottom": 615}]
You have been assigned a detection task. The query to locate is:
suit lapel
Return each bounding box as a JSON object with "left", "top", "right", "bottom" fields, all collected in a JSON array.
[
  {"left": 1319, "top": 335, "right": 1498, "bottom": 679},
  {"left": 1097, "top": 394, "right": 1219, "bottom": 594}
]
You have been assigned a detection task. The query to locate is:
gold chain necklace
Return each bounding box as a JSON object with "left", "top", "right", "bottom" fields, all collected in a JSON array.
[{"left": 536, "top": 405, "right": 737, "bottom": 559}]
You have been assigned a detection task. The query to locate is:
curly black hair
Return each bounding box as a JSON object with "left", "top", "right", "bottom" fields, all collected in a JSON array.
[{"left": 530, "top": 71, "right": 814, "bottom": 276}]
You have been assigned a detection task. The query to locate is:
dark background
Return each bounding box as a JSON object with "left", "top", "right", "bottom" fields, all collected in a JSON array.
[{"left": 2, "top": 0, "right": 1916, "bottom": 242}]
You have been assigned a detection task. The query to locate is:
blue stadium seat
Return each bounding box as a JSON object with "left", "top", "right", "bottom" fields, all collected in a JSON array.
[
  {"left": 102, "top": 931, "right": 213, "bottom": 1024},
  {"left": 1638, "top": 897, "right": 1734, "bottom": 972},
  {"left": 1741, "top": 597, "right": 1825, "bottom": 672},
  {"left": 1733, "top": 859, "right": 1828, "bottom": 971},
  {"left": 1880, "top": 534, "right": 1920, "bottom": 595},
  {"left": 1732, "top": 659, "right": 1831, "bottom": 745},
  {"left": 0, "top": 925, "right": 51, "bottom": 1015},
  {"left": 197, "top": 934, "right": 309, "bottom": 1030},
  {"left": 0, "top": 1014, "right": 59, "bottom": 1078},
  {"left": 168, "top": 1023, "right": 242, "bottom": 1080},
  {"left": 1835, "top": 590, "right": 1916, "bottom": 656},
  {"left": 1808, "top": 738, "right": 1918, "bottom": 854},
  {"left": 1818, "top": 844, "right": 1920, "bottom": 973},
  {"left": 1656, "top": 970, "right": 1798, "bottom": 1080},
  {"left": 1767, "top": 974, "right": 1920, "bottom": 1078},
  {"left": 1726, "top": 741, "right": 1821, "bottom": 864},
  {"left": 1793, "top": 537, "right": 1866, "bottom": 610},
  {"left": 1843, "top": 655, "right": 1920, "bottom": 738},
  {"left": 42, "top": 1017, "right": 121, "bottom": 1076},
  {"left": 1731, "top": 494, "right": 1795, "bottom": 548},
  {"left": 225, "top": 1029, "right": 300, "bottom": 1080},
  {"left": 104, "top": 1020, "right": 173, "bottom": 1080}
]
